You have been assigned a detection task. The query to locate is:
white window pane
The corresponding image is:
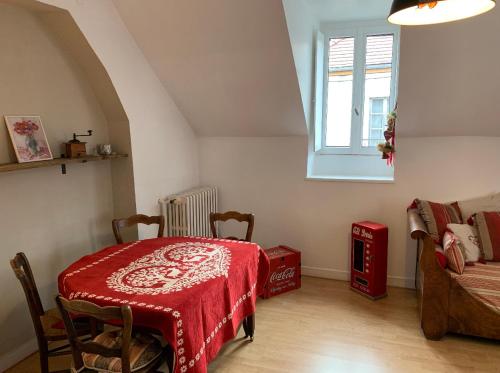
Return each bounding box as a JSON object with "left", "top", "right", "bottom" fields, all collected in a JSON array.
[
  {"left": 362, "top": 34, "right": 393, "bottom": 148},
  {"left": 325, "top": 37, "right": 354, "bottom": 147}
]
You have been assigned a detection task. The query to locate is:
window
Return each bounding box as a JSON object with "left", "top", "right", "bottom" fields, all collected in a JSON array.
[{"left": 317, "top": 23, "right": 399, "bottom": 155}]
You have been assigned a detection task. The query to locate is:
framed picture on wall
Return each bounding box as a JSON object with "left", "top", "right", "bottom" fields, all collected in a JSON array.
[{"left": 4, "top": 115, "right": 53, "bottom": 163}]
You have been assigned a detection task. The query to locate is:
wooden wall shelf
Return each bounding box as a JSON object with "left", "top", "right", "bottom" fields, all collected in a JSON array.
[{"left": 0, "top": 154, "right": 128, "bottom": 175}]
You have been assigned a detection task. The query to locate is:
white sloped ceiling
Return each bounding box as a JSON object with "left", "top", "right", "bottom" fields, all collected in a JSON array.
[{"left": 113, "top": 0, "right": 307, "bottom": 137}]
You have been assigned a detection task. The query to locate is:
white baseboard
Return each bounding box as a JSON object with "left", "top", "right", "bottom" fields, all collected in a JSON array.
[
  {"left": 301, "top": 266, "right": 414, "bottom": 289},
  {"left": 302, "top": 266, "right": 349, "bottom": 281},
  {"left": 0, "top": 338, "right": 37, "bottom": 372}
]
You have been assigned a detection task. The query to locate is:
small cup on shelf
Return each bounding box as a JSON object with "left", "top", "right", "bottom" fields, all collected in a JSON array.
[{"left": 97, "top": 144, "right": 112, "bottom": 156}]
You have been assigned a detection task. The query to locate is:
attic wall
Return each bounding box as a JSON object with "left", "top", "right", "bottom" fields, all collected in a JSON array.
[
  {"left": 199, "top": 3, "right": 500, "bottom": 286},
  {"left": 38, "top": 0, "right": 200, "bottom": 239},
  {"left": 2, "top": 0, "right": 201, "bottom": 367},
  {"left": 40, "top": 10, "right": 137, "bottom": 228},
  {"left": 199, "top": 136, "right": 500, "bottom": 287},
  {"left": 0, "top": 3, "right": 116, "bottom": 368},
  {"left": 397, "top": 8, "right": 500, "bottom": 137}
]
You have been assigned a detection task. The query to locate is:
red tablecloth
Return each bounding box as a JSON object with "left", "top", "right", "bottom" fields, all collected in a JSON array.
[{"left": 58, "top": 237, "right": 269, "bottom": 373}]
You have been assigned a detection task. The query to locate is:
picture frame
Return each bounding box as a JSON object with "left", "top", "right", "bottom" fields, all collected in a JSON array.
[{"left": 4, "top": 115, "right": 53, "bottom": 163}]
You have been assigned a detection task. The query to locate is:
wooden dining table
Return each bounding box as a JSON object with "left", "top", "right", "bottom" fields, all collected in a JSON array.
[{"left": 58, "top": 236, "right": 269, "bottom": 373}]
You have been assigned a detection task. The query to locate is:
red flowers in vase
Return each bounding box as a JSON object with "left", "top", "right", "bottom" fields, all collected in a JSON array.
[
  {"left": 13, "top": 120, "right": 40, "bottom": 136},
  {"left": 13, "top": 120, "right": 41, "bottom": 156}
]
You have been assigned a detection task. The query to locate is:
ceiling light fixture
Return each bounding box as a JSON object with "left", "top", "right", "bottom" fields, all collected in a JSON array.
[{"left": 388, "top": 0, "right": 496, "bottom": 26}]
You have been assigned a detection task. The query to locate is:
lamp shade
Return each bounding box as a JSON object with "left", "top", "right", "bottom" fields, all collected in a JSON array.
[{"left": 388, "top": 0, "right": 496, "bottom": 25}]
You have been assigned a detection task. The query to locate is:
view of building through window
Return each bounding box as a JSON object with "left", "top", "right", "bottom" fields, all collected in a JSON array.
[
  {"left": 324, "top": 31, "right": 396, "bottom": 151},
  {"left": 362, "top": 34, "right": 393, "bottom": 147}
]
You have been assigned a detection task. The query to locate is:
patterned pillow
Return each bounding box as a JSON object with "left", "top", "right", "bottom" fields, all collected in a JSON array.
[
  {"left": 82, "top": 331, "right": 162, "bottom": 372},
  {"left": 415, "top": 199, "right": 463, "bottom": 243},
  {"left": 443, "top": 232, "right": 465, "bottom": 274},
  {"left": 446, "top": 223, "right": 481, "bottom": 263},
  {"left": 473, "top": 211, "right": 500, "bottom": 261}
]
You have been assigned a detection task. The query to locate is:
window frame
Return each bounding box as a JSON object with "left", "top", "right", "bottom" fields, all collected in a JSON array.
[{"left": 317, "top": 21, "right": 400, "bottom": 156}]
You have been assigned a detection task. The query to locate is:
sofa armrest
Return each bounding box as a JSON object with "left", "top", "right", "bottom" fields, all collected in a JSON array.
[{"left": 408, "top": 208, "right": 428, "bottom": 240}]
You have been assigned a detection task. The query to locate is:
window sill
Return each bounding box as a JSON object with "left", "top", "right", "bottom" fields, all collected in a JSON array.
[
  {"left": 305, "top": 175, "right": 394, "bottom": 184},
  {"left": 316, "top": 150, "right": 381, "bottom": 157}
]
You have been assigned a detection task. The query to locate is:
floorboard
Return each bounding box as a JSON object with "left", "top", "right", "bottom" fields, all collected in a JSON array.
[{"left": 6, "top": 277, "right": 500, "bottom": 373}]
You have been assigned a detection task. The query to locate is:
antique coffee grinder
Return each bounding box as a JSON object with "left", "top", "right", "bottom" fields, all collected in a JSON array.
[{"left": 65, "top": 130, "right": 92, "bottom": 158}]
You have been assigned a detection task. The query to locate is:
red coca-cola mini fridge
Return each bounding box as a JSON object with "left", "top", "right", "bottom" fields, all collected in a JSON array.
[
  {"left": 351, "top": 221, "right": 388, "bottom": 300},
  {"left": 262, "top": 246, "right": 301, "bottom": 299}
]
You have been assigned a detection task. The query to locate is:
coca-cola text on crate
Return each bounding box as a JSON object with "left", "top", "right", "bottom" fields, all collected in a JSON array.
[{"left": 262, "top": 246, "right": 301, "bottom": 298}]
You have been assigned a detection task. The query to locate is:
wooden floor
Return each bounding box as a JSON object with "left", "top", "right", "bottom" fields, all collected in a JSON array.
[{"left": 6, "top": 277, "right": 500, "bottom": 373}]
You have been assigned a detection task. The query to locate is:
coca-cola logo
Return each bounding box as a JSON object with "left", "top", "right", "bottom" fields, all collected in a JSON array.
[{"left": 270, "top": 267, "right": 295, "bottom": 283}]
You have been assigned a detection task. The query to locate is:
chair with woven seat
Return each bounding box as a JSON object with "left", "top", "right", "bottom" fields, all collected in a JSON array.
[
  {"left": 56, "top": 296, "right": 170, "bottom": 373},
  {"left": 11, "top": 252, "right": 93, "bottom": 373},
  {"left": 112, "top": 214, "right": 165, "bottom": 244},
  {"left": 209, "top": 211, "right": 254, "bottom": 242}
]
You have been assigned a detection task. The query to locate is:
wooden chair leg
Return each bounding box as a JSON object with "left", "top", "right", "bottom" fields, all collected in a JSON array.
[
  {"left": 39, "top": 342, "right": 49, "bottom": 373},
  {"left": 90, "top": 317, "right": 99, "bottom": 338},
  {"left": 165, "top": 344, "right": 175, "bottom": 373}
]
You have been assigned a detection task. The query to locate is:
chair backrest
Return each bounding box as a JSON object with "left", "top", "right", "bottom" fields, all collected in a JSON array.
[
  {"left": 210, "top": 211, "right": 254, "bottom": 242},
  {"left": 56, "top": 296, "right": 133, "bottom": 373},
  {"left": 112, "top": 214, "right": 165, "bottom": 244},
  {"left": 11, "top": 253, "right": 45, "bottom": 334}
]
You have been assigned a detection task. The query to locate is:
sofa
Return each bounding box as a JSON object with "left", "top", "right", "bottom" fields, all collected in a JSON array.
[{"left": 408, "top": 193, "right": 500, "bottom": 341}]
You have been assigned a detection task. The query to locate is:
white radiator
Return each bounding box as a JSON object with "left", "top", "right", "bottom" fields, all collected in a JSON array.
[{"left": 159, "top": 186, "right": 218, "bottom": 237}]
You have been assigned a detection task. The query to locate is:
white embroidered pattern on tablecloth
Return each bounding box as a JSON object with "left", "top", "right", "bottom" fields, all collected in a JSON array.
[{"left": 106, "top": 242, "right": 231, "bottom": 296}]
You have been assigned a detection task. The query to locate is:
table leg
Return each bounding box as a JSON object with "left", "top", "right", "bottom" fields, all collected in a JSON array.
[{"left": 243, "top": 313, "right": 255, "bottom": 341}]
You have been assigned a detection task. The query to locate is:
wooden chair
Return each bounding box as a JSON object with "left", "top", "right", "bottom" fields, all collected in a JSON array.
[
  {"left": 56, "top": 296, "right": 171, "bottom": 373},
  {"left": 112, "top": 214, "right": 165, "bottom": 244},
  {"left": 209, "top": 211, "right": 256, "bottom": 340},
  {"left": 209, "top": 211, "right": 254, "bottom": 242},
  {"left": 11, "top": 253, "right": 93, "bottom": 373}
]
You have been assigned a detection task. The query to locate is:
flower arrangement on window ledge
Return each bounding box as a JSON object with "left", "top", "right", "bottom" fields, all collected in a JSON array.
[{"left": 377, "top": 110, "right": 397, "bottom": 166}]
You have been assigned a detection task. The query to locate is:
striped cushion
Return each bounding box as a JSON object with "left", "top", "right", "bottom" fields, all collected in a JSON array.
[
  {"left": 443, "top": 232, "right": 465, "bottom": 274},
  {"left": 449, "top": 262, "right": 500, "bottom": 314},
  {"left": 82, "top": 331, "right": 162, "bottom": 372},
  {"left": 415, "top": 199, "right": 462, "bottom": 243},
  {"left": 474, "top": 211, "right": 500, "bottom": 261}
]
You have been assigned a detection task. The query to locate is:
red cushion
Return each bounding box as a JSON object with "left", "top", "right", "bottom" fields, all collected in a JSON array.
[
  {"left": 435, "top": 248, "right": 447, "bottom": 269},
  {"left": 473, "top": 211, "right": 500, "bottom": 261},
  {"left": 415, "top": 199, "right": 463, "bottom": 243}
]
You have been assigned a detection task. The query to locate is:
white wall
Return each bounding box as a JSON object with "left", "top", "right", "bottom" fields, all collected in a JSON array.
[
  {"left": 0, "top": 3, "right": 115, "bottom": 368},
  {"left": 1, "top": 0, "right": 201, "bottom": 368},
  {"left": 38, "top": 0, "right": 200, "bottom": 238},
  {"left": 397, "top": 7, "right": 500, "bottom": 137},
  {"left": 199, "top": 136, "right": 500, "bottom": 287}
]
